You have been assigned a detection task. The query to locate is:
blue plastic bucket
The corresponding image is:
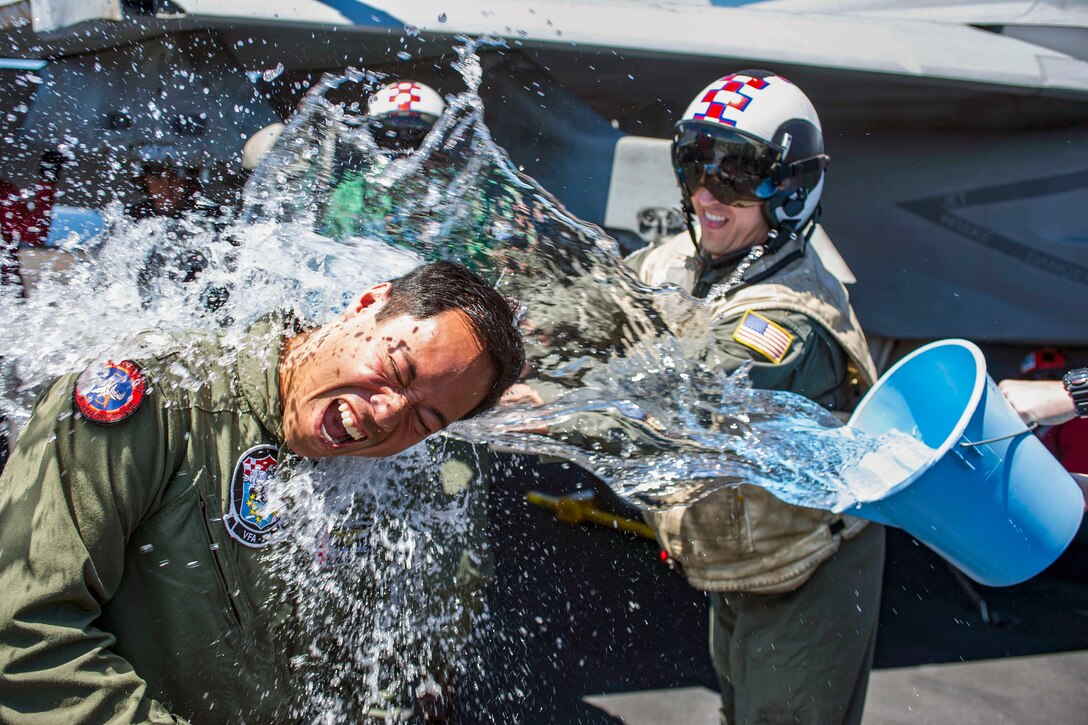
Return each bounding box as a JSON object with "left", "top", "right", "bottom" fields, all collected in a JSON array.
[{"left": 847, "top": 339, "right": 1083, "bottom": 586}]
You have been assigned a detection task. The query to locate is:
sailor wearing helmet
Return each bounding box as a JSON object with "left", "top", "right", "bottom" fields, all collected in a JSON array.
[
  {"left": 626, "top": 70, "right": 883, "bottom": 724},
  {"left": 321, "top": 80, "right": 496, "bottom": 267},
  {"left": 320, "top": 80, "right": 449, "bottom": 237}
]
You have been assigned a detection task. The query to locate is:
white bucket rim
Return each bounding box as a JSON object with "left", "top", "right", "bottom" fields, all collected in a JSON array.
[{"left": 848, "top": 338, "right": 986, "bottom": 502}]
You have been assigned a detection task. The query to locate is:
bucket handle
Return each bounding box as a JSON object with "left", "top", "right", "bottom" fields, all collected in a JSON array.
[{"left": 958, "top": 421, "right": 1038, "bottom": 449}]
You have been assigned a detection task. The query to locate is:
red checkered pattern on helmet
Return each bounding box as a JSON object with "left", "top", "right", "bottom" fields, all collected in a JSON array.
[
  {"left": 693, "top": 80, "right": 763, "bottom": 123},
  {"left": 386, "top": 81, "right": 422, "bottom": 110}
]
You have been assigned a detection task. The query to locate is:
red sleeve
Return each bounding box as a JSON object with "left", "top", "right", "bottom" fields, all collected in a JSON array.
[
  {"left": 1045, "top": 419, "right": 1088, "bottom": 474},
  {"left": 0, "top": 178, "right": 57, "bottom": 247}
]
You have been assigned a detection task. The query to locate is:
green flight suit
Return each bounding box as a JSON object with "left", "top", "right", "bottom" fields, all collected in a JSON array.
[
  {"left": 0, "top": 317, "right": 290, "bottom": 723},
  {"left": 0, "top": 315, "right": 491, "bottom": 723},
  {"left": 321, "top": 163, "right": 500, "bottom": 271}
]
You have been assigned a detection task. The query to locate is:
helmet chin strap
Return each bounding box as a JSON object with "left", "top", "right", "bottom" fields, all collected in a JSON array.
[
  {"left": 713, "top": 213, "right": 820, "bottom": 297},
  {"left": 681, "top": 196, "right": 699, "bottom": 253},
  {"left": 714, "top": 240, "right": 768, "bottom": 297}
]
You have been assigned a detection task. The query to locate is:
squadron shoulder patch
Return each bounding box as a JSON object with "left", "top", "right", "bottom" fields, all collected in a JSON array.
[
  {"left": 224, "top": 444, "right": 285, "bottom": 548},
  {"left": 732, "top": 311, "right": 795, "bottom": 363},
  {"left": 74, "top": 360, "right": 146, "bottom": 424}
]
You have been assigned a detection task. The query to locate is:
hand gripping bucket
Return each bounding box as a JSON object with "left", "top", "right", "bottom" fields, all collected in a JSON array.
[{"left": 847, "top": 339, "right": 1083, "bottom": 586}]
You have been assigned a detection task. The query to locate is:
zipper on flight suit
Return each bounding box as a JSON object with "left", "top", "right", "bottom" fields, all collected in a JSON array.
[{"left": 198, "top": 492, "right": 244, "bottom": 627}]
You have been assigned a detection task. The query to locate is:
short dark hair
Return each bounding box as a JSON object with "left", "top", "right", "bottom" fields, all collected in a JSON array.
[{"left": 376, "top": 261, "right": 524, "bottom": 418}]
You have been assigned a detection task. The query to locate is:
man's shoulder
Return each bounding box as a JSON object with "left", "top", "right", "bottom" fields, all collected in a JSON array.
[
  {"left": 716, "top": 306, "right": 845, "bottom": 367},
  {"left": 717, "top": 306, "right": 822, "bottom": 341},
  {"left": 90, "top": 329, "right": 238, "bottom": 411},
  {"left": 131, "top": 328, "right": 225, "bottom": 367},
  {"left": 625, "top": 231, "right": 697, "bottom": 278}
]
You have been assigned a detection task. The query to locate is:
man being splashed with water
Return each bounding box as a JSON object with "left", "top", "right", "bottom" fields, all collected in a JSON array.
[
  {"left": 0, "top": 261, "right": 524, "bottom": 722},
  {"left": 626, "top": 71, "right": 883, "bottom": 723}
]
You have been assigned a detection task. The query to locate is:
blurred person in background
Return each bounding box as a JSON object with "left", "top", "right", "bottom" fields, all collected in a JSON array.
[
  {"left": 124, "top": 145, "right": 230, "bottom": 311},
  {"left": 1, "top": 148, "right": 70, "bottom": 475},
  {"left": 322, "top": 79, "right": 449, "bottom": 238},
  {"left": 1, "top": 149, "right": 68, "bottom": 293},
  {"left": 126, "top": 145, "right": 206, "bottom": 220}
]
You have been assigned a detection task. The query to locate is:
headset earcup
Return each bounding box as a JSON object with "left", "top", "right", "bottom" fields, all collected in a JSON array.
[{"left": 782, "top": 187, "right": 807, "bottom": 217}]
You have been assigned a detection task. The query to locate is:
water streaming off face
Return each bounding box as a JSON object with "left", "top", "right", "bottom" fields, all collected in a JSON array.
[
  {"left": 264, "top": 440, "right": 492, "bottom": 720},
  {"left": 0, "top": 41, "right": 930, "bottom": 716}
]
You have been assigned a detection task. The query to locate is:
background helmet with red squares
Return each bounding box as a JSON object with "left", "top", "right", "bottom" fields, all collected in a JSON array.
[
  {"left": 366, "top": 80, "right": 447, "bottom": 153},
  {"left": 1019, "top": 347, "right": 1068, "bottom": 381},
  {"left": 673, "top": 69, "right": 830, "bottom": 235}
]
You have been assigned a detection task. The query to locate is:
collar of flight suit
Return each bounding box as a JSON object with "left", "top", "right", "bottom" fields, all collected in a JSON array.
[{"left": 235, "top": 312, "right": 288, "bottom": 443}]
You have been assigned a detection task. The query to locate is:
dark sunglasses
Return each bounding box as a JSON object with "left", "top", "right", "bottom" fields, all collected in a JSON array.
[
  {"left": 368, "top": 114, "right": 435, "bottom": 153},
  {"left": 672, "top": 121, "right": 828, "bottom": 207}
]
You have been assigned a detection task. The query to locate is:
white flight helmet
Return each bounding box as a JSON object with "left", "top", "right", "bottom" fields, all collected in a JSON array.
[
  {"left": 672, "top": 70, "right": 828, "bottom": 234},
  {"left": 366, "top": 80, "right": 446, "bottom": 152}
]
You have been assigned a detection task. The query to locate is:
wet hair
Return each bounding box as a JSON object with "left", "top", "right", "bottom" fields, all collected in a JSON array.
[{"left": 376, "top": 260, "right": 525, "bottom": 418}]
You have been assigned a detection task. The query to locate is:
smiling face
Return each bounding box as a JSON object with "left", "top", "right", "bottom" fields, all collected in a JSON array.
[
  {"left": 278, "top": 283, "right": 496, "bottom": 459},
  {"left": 691, "top": 185, "right": 771, "bottom": 259}
]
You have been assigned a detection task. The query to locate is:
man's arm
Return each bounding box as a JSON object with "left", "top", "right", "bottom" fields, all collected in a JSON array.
[
  {"left": 998, "top": 379, "right": 1077, "bottom": 427},
  {"left": 0, "top": 372, "right": 186, "bottom": 723}
]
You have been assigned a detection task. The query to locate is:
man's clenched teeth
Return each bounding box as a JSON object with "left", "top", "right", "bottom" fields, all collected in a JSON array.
[
  {"left": 338, "top": 400, "right": 365, "bottom": 441},
  {"left": 320, "top": 399, "right": 368, "bottom": 446}
]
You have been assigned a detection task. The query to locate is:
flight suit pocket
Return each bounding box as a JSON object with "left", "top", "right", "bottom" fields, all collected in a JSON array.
[
  {"left": 680, "top": 485, "right": 754, "bottom": 559},
  {"left": 125, "top": 480, "right": 248, "bottom": 639},
  {"left": 647, "top": 484, "right": 755, "bottom": 566}
]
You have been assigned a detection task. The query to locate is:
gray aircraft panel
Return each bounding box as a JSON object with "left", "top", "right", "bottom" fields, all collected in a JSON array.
[{"left": 826, "top": 128, "right": 1088, "bottom": 343}]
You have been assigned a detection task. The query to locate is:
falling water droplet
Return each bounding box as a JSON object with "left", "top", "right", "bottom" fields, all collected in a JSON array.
[{"left": 262, "top": 63, "right": 285, "bottom": 82}]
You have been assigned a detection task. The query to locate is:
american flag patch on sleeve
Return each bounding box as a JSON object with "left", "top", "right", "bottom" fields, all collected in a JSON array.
[{"left": 732, "top": 311, "right": 794, "bottom": 363}]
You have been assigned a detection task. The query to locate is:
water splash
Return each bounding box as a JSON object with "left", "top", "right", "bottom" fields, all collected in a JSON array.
[
  {"left": 454, "top": 350, "right": 931, "bottom": 513},
  {"left": 264, "top": 440, "right": 491, "bottom": 720},
  {"left": 0, "top": 38, "right": 931, "bottom": 716}
]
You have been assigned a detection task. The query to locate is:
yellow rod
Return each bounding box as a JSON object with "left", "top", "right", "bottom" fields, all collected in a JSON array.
[{"left": 525, "top": 490, "right": 657, "bottom": 541}]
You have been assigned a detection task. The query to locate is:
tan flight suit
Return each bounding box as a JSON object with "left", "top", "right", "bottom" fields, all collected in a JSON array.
[{"left": 627, "top": 229, "right": 885, "bottom": 725}]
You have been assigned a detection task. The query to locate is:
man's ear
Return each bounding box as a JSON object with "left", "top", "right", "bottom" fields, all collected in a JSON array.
[{"left": 345, "top": 281, "right": 393, "bottom": 318}]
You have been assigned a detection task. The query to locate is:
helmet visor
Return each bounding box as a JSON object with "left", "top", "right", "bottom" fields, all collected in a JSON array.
[
  {"left": 672, "top": 121, "right": 783, "bottom": 206},
  {"left": 369, "top": 114, "right": 436, "bottom": 153}
]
